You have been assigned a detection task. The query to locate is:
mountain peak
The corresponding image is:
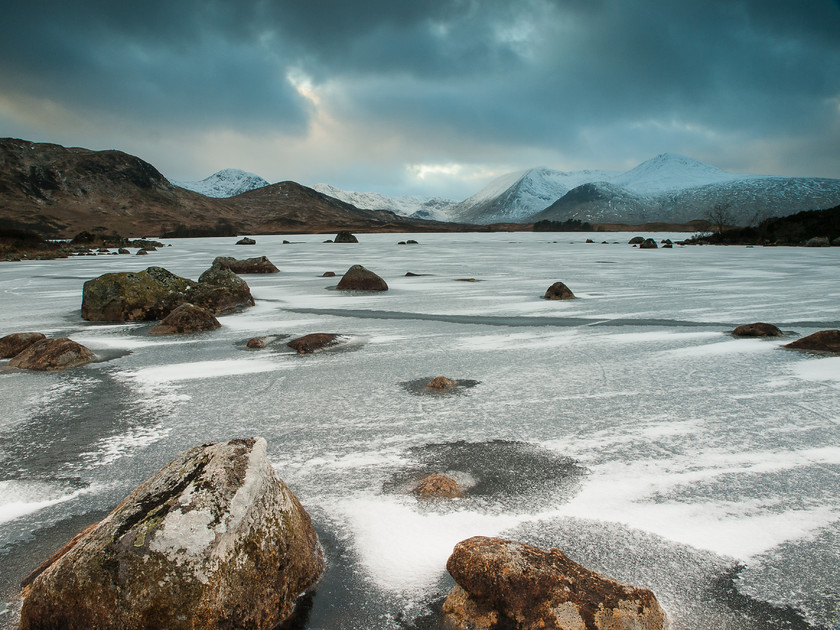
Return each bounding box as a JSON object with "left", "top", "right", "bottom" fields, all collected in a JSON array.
[{"left": 171, "top": 169, "right": 269, "bottom": 198}]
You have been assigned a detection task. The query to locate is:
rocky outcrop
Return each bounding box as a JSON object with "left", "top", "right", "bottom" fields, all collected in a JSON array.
[
  {"left": 149, "top": 303, "right": 221, "bottom": 335},
  {"left": 784, "top": 329, "right": 840, "bottom": 353},
  {"left": 212, "top": 256, "right": 279, "bottom": 273},
  {"left": 236, "top": 237, "right": 256, "bottom": 245},
  {"left": 334, "top": 231, "right": 359, "bottom": 243},
  {"left": 443, "top": 536, "right": 666, "bottom": 630},
  {"left": 336, "top": 265, "right": 388, "bottom": 291},
  {"left": 413, "top": 474, "right": 463, "bottom": 499},
  {"left": 81, "top": 266, "right": 254, "bottom": 322},
  {"left": 426, "top": 376, "right": 459, "bottom": 390},
  {"left": 732, "top": 322, "right": 783, "bottom": 337},
  {"left": 19, "top": 437, "right": 324, "bottom": 630},
  {"left": 544, "top": 282, "right": 576, "bottom": 300},
  {"left": 287, "top": 333, "right": 341, "bottom": 354},
  {"left": 0, "top": 332, "right": 46, "bottom": 358},
  {"left": 7, "top": 337, "right": 95, "bottom": 371}
]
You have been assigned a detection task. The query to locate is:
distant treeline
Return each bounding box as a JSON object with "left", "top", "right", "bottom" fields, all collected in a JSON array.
[
  {"left": 161, "top": 220, "right": 239, "bottom": 238},
  {"left": 533, "top": 219, "right": 593, "bottom": 232},
  {"left": 689, "top": 205, "right": 840, "bottom": 245}
]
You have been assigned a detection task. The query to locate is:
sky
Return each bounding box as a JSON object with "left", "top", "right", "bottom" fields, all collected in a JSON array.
[{"left": 1, "top": 0, "right": 839, "bottom": 200}]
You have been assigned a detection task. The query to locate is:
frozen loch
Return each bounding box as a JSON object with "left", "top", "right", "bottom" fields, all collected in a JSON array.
[{"left": 0, "top": 233, "right": 838, "bottom": 629}]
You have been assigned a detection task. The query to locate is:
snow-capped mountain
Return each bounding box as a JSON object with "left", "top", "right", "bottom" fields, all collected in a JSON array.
[
  {"left": 450, "top": 154, "right": 840, "bottom": 226},
  {"left": 448, "top": 166, "right": 619, "bottom": 224},
  {"left": 171, "top": 168, "right": 270, "bottom": 198},
  {"left": 311, "top": 183, "right": 457, "bottom": 221}
]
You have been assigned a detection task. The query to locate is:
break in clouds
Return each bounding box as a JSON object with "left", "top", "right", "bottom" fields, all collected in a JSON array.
[{"left": 1, "top": 0, "right": 839, "bottom": 195}]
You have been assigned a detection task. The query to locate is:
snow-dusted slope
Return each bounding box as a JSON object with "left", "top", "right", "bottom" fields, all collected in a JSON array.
[
  {"left": 451, "top": 154, "right": 840, "bottom": 225},
  {"left": 449, "top": 167, "right": 619, "bottom": 224},
  {"left": 311, "top": 183, "right": 457, "bottom": 221},
  {"left": 171, "top": 169, "right": 270, "bottom": 198}
]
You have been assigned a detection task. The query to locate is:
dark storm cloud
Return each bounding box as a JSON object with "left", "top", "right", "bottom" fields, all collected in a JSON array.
[{"left": 1, "top": 0, "right": 838, "bottom": 180}]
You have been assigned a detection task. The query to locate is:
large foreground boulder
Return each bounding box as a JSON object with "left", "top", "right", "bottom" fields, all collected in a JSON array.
[
  {"left": 19, "top": 437, "right": 324, "bottom": 630},
  {"left": 336, "top": 265, "right": 388, "bottom": 291},
  {"left": 7, "top": 338, "right": 95, "bottom": 371},
  {"left": 544, "top": 281, "right": 576, "bottom": 300},
  {"left": 149, "top": 303, "right": 221, "bottom": 335},
  {"left": 212, "top": 256, "right": 279, "bottom": 274},
  {"left": 784, "top": 329, "right": 840, "bottom": 353},
  {"left": 81, "top": 266, "right": 253, "bottom": 321},
  {"left": 443, "top": 536, "right": 666, "bottom": 630},
  {"left": 0, "top": 332, "right": 46, "bottom": 358}
]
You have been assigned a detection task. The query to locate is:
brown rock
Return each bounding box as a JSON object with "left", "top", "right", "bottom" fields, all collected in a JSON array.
[
  {"left": 443, "top": 536, "right": 666, "bottom": 630},
  {"left": 456, "top": 278, "right": 477, "bottom": 282},
  {"left": 287, "top": 333, "right": 341, "bottom": 354},
  {"left": 247, "top": 337, "right": 266, "bottom": 349},
  {"left": 7, "top": 338, "right": 95, "bottom": 371},
  {"left": 321, "top": 271, "right": 336, "bottom": 277},
  {"left": 149, "top": 303, "right": 221, "bottom": 335},
  {"left": 413, "top": 474, "right": 464, "bottom": 499},
  {"left": 334, "top": 231, "right": 359, "bottom": 243},
  {"left": 212, "top": 256, "right": 279, "bottom": 274},
  {"left": 336, "top": 265, "right": 388, "bottom": 291},
  {"left": 784, "top": 329, "right": 840, "bottom": 353},
  {"left": 732, "top": 322, "right": 783, "bottom": 337},
  {"left": 190, "top": 265, "right": 255, "bottom": 315},
  {"left": 0, "top": 332, "right": 47, "bottom": 358},
  {"left": 426, "top": 376, "right": 459, "bottom": 390},
  {"left": 544, "top": 281, "right": 576, "bottom": 300},
  {"left": 18, "top": 438, "right": 323, "bottom": 630}
]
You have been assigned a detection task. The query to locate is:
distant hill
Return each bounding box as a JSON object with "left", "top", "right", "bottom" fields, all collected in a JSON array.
[
  {"left": 171, "top": 169, "right": 270, "bottom": 198},
  {"left": 450, "top": 154, "right": 840, "bottom": 226},
  {"left": 0, "top": 138, "right": 463, "bottom": 237}
]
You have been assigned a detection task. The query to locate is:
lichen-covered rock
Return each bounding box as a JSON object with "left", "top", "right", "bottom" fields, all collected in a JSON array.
[
  {"left": 7, "top": 337, "right": 95, "bottom": 371},
  {"left": 443, "top": 536, "right": 666, "bottom": 630},
  {"left": 212, "top": 256, "right": 279, "bottom": 274},
  {"left": 287, "top": 333, "right": 341, "bottom": 354},
  {"left": 81, "top": 267, "right": 194, "bottom": 321},
  {"left": 190, "top": 266, "right": 255, "bottom": 315},
  {"left": 413, "top": 474, "right": 463, "bottom": 499},
  {"left": 732, "top": 322, "right": 783, "bottom": 337},
  {"left": 334, "top": 231, "right": 358, "bottom": 243},
  {"left": 149, "top": 303, "right": 221, "bottom": 335},
  {"left": 19, "top": 437, "right": 324, "bottom": 630},
  {"left": 784, "top": 329, "right": 840, "bottom": 353},
  {"left": 544, "top": 281, "right": 576, "bottom": 300},
  {"left": 336, "top": 265, "right": 388, "bottom": 291},
  {"left": 426, "top": 376, "right": 459, "bottom": 390},
  {"left": 0, "top": 332, "right": 46, "bottom": 358}
]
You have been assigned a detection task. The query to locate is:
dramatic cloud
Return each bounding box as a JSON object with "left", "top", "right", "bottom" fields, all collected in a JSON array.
[{"left": 1, "top": 0, "right": 838, "bottom": 198}]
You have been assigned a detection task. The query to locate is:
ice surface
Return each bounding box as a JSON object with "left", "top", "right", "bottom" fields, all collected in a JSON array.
[{"left": 1, "top": 233, "right": 838, "bottom": 629}]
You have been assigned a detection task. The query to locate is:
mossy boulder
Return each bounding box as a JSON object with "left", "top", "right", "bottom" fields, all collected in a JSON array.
[
  {"left": 19, "top": 437, "right": 324, "bottom": 630},
  {"left": 81, "top": 266, "right": 253, "bottom": 322},
  {"left": 149, "top": 303, "right": 221, "bottom": 335},
  {"left": 7, "top": 337, "right": 95, "bottom": 371}
]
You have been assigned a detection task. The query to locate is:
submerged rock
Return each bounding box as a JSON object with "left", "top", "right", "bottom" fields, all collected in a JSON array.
[
  {"left": 7, "top": 337, "right": 95, "bottom": 371},
  {"left": 149, "top": 303, "right": 221, "bottom": 335},
  {"left": 426, "top": 376, "right": 459, "bottom": 390},
  {"left": 732, "top": 322, "right": 783, "bottom": 337},
  {"left": 0, "top": 332, "right": 46, "bottom": 358},
  {"left": 321, "top": 271, "right": 336, "bottom": 277},
  {"left": 334, "top": 231, "right": 359, "bottom": 243},
  {"left": 18, "top": 437, "right": 324, "bottom": 630},
  {"left": 443, "top": 536, "right": 666, "bottom": 630},
  {"left": 287, "top": 333, "right": 341, "bottom": 354},
  {"left": 544, "top": 281, "right": 576, "bottom": 300},
  {"left": 336, "top": 265, "right": 388, "bottom": 291},
  {"left": 784, "top": 329, "right": 840, "bottom": 353},
  {"left": 247, "top": 337, "right": 266, "bottom": 349},
  {"left": 413, "top": 474, "right": 463, "bottom": 499},
  {"left": 212, "top": 256, "right": 279, "bottom": 274}
]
